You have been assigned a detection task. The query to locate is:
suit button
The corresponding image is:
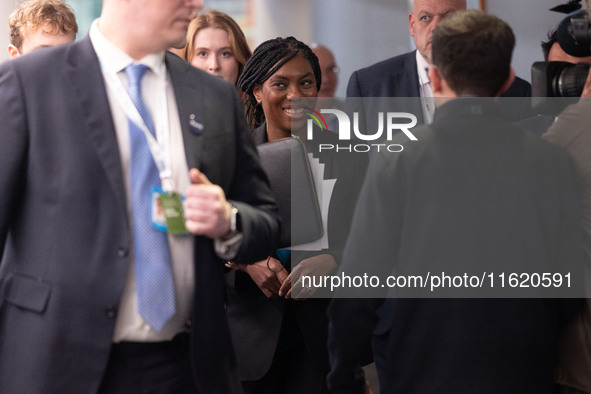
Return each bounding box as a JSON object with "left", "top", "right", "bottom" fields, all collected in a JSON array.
[
  {"left": 105, "top": 306, "right": 117, "bottom": 319},
  {"left": 118, "top": 247, "right": 129, "bottom": 257}
]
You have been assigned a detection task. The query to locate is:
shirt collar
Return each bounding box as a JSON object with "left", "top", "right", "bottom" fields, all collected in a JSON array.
[
  {"left": 89, "top": 18, "right": 166, "bottom": 77},
  {"left": 416, "top": 50, "right": 431, "bottom": 87}
]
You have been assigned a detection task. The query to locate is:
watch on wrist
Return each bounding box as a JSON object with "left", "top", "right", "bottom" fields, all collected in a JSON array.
[{"left": 215, "top": 204, "right": 243, "bottom": 261}]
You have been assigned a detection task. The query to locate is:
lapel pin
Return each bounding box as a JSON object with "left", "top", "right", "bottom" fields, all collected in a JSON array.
[{"left": 189, "top": 114, "right": 204, "bottom": 136}]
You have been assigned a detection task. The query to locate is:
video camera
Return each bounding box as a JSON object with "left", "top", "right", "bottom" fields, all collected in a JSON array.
[
  {"left": 532, "top": 61, "right": 589, "bottom": 98},
  {"left": 532, "top": 1, "right": 591, "bottom": 112}
]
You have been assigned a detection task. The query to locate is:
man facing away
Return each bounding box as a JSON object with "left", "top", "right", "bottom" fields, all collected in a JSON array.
[
  {"left": 7, "top": 0, "right": 77, "bottom": 58},
  {"left": 0, "top": 0, "right": 279, "bottom": 393},
  {"left": 328, "top": 10, "right": 583, "bottom": 394}
]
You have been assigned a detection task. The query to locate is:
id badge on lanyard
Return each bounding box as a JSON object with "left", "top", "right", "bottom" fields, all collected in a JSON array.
[
  {"left": 103, "top": 61, "right": 189, "bottom": 235},
  {"left": 151, "top": 187, "right": 189, "bottom": 235}
]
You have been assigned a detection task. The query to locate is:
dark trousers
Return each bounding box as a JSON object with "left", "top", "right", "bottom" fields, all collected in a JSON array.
[
  {"left": 98, "top": 333, "right": 198, "bottom": 394},
  {"left": 242, "top": 307, "right": 329, "bottom": 394}
]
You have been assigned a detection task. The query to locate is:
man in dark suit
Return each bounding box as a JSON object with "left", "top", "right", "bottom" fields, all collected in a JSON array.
[
  {"left": 328, "top": 10, "right": 583, "bottom": 393},
  {"left": 0, "top": 0, "right": 279, "bottom": 393},
  {"left": 347, "top": 0, "right": 531, "bottom": 123}
]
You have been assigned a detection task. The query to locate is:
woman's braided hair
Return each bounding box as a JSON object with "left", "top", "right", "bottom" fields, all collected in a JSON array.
[{"left": 238, "top": 36, "right": 322, "bottom": 128}]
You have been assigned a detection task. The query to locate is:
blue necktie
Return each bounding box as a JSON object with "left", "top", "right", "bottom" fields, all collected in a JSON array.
[{"left": 126, "top": 64, "right": 176, "bottom": 331}]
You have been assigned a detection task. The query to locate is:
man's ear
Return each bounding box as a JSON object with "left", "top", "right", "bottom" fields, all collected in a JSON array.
[
  {"left": 409, "top": 13, "right": 415, "bottom": 37},
  {"left": 7, "top": 44, "right": 20, "bottom": 59},
  {"left": 497, "top": 67, "right": 516, "bottom": 96},
  {"left": 429, "top": 66, "right": 443, "bottom": 93}
]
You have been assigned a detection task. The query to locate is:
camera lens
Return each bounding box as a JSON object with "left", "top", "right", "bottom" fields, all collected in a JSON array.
[{"left": 557, "top": 63, "right": 590, "bottom": 97}]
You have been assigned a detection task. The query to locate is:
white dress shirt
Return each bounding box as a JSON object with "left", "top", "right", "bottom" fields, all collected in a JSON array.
[
  {"left": 416, "top": 50, "right": 435, "bottom": 124},
  {"left": 89, "top": 19, "right": 194, "bottom": 342}
]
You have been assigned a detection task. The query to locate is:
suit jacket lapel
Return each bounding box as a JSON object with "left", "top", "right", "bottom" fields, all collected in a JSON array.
[
  {"left": 400, "top": 51, "right": 424, "bottom": 123},
  {"left": 252, "top": 123, "right": 268, "bottom": 146},
  {"left": 65, "top": 36, "right": 127, "bottom": 216},
  {"left": 406, "top": 50, "right": 421, "bottom": 98},
  {"left": 166, "top": 52, "right": 204, "bottom": 171}
]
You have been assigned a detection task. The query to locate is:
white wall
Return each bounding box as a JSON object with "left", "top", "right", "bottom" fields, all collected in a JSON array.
[
  {"left": 313, "top": 0, "right": 411, "bottom": 97},
  {"left": 251, "top": 0, "right": 410, "bottom": 97},
  {"left": 252, "top": 0, "right": 313, "bottom": 45}
]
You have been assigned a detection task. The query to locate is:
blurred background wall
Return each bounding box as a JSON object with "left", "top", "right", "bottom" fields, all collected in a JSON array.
[{"left": 0, "top": 0, "right": 575, "bottom": 97}]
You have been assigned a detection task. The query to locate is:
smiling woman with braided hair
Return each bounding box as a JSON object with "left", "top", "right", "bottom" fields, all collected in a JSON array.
[
  {"left": 239, "top": 36, "right": 322, "bottom": 130},
  {"left": 224, "top": 36, "right": 367, "bottom": 393}
]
